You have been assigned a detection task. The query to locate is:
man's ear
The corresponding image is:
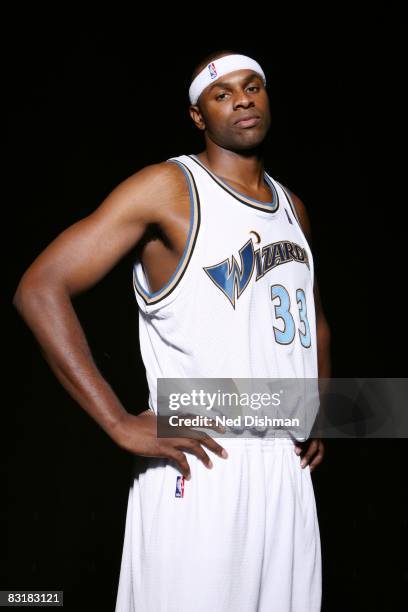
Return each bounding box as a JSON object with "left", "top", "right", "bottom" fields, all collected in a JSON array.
[{"left": 189, "top": 105, "right": 206, "bottom": 131}]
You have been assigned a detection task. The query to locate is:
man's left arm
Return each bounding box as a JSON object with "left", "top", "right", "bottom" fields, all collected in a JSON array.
[{"left": 286, "top": 188, "right": 331, "bottom": 472}]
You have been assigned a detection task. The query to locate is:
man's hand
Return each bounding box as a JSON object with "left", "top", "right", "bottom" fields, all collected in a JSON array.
[
  {"left": 294, "top": 438, "right": 324, "bottom": 473},
  {"left": 110, "top": 409, "right": 229, "bottom": 481}
]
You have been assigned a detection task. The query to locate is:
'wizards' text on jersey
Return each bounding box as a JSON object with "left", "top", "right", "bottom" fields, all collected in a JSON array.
[{"left": 204, "top": 237, "right": 310, "bottom": 308}]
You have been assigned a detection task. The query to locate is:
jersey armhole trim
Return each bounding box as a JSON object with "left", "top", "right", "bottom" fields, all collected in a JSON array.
[
  {"left": 276, "top": 180, "right": 301, "bottom": 223},
  {"left": 276, "top": 180, "right": 313, "bottom": 248},
  {"left": 275, "top": 180, "right": 315, "bottom": 288},
  {"left": 132, "top": 160, "right": 201, "bottom": 306}
]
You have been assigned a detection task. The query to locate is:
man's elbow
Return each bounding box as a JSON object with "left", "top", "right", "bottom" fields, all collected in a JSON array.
[
  {"left": 13, "top": 274, "right": 38, "bottom": 314},
  {"left": 12, "top": 270, "right": 56, "bottom": 315},
  {"left": 13, "top": 271, "right": 30, "bottom": 310}
]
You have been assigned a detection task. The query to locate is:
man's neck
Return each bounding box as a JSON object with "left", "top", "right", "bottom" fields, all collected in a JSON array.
[{"left": 197, "top": 148, "right": 265, "bottom": 190}]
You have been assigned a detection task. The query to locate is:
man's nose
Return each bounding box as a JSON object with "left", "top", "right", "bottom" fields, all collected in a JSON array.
[{"left": 233, "top": 92, "right": 254, "bottom": 108}]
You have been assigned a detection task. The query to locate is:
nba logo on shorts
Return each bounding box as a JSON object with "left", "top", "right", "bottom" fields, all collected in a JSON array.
[
  {"left": 208, "top": 62, "right": 217, "bottom": 79},
  {"left": 175, "top": 475, "right": 185, "bottom": 498}
]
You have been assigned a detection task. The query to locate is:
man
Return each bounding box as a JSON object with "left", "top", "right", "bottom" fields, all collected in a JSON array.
[{"left": 13, "top": 49, "right": 331, "bottom": 611}]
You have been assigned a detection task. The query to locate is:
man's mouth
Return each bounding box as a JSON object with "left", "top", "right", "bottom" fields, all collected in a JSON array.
[{"left": 234, "top": 115, "right": 260, "bottom": 128}]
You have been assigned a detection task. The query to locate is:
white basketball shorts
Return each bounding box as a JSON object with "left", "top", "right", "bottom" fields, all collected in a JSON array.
[{"left": 115, "top": 437, "right": 322, "bottom": 612}]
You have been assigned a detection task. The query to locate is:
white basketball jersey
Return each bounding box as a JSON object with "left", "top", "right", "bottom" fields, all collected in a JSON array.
[{"left": 133, "top": 153, "right": 318, "bottom": 413}]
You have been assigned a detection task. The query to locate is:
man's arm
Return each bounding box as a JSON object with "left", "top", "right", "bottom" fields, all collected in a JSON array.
[
  {"left": 12, "top": 163, "right": 173, "bottom": 435},
  {"left": 285, "top": 187, "right": 331, "bottom": 471},
  {"left": 12, "top": 162, "right": 229, "bottom": 479}
]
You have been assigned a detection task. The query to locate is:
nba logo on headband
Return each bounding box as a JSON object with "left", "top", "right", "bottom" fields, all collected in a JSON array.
[
  {"left": 189, "top": 54, "right": 266, "bottom": 105},
  {"left": 208, "top": 62, "right": 218, "bottom": 79}
]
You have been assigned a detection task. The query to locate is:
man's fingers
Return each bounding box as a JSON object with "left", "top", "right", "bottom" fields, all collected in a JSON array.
[
  {"left": 187, "top": 443, "right": 213, "bottom": 469},
  {"left": 166, "top": 430, "right": 229, "bottom": 476},
  {"left": 168, "top": 424, "right": 229, "bottom": 461},
  {"left": 196, "top": 432, "right": 229, "bottom": 459},
  {"left": 309, "top": 448, "right": 324, "bottom": 472},
  {"left": 177, "top": 434, "right": 228, "bottom": 467},
  {"left": 174, "top": 437, "right": 213, "bottom": 469},
  {"left": 300, "top": 440, "right": 319, "bottom": 468},
  {"left": 300, "top": 440, "right": 325, "bottom": 471},
  {"left": 168, "top": 449, "right": 192, "bottom": 480}
]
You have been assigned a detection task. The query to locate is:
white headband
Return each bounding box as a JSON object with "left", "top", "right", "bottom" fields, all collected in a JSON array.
[{"left": 189, "top": 54, "right": 266, "bottom": 105}]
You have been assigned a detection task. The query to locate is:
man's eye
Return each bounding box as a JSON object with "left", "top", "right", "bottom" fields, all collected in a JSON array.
[{"left": 216, "top": 86, "right": 259, "bottom": 101}]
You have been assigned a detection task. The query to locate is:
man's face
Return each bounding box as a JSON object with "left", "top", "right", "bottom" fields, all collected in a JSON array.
[{"left": 189, "top": 69, "right": 271, "bottom": 151}]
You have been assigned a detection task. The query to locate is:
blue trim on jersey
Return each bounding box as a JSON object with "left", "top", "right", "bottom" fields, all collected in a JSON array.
[
  {"left": 133, "top": 160, "right": 195, "bottom": 298},
  {"left": 217, "top": 173, "right": 277, "bottom": 207}
]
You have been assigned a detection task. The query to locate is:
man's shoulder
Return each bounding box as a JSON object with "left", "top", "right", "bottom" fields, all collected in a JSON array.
[
  {"left": 126, "top": 156, "right": 191, "bottom": 200},
  {"left": 128, "top": 157, "right": 188, "bottom": 189},
  {"left": 112, "top": 158, "right": 187, "bottom": 205},
  {"left": 114, "top": 157, "right": 190, "bottom": 224}
]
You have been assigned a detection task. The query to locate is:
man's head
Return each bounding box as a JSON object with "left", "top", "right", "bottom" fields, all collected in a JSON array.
[{"left": 189, "top": 50, "right": 271, "bottom": 153}]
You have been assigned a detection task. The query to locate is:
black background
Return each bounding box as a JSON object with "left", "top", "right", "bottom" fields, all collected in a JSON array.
[{"left": 4, "top": 7, "right": 407, "bottom": 612}]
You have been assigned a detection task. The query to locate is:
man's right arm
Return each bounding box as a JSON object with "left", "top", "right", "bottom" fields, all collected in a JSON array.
[
  {"left": 12, "top": 162, "right": 228, "bottom": 478},
  {"left": 12, "top": 162, "right": 176, "bottom": 439}
]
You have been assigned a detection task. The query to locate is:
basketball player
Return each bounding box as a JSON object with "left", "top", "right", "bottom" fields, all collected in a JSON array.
[{"left": 13, "top": 50, "right": 331, "bottom": 611}]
